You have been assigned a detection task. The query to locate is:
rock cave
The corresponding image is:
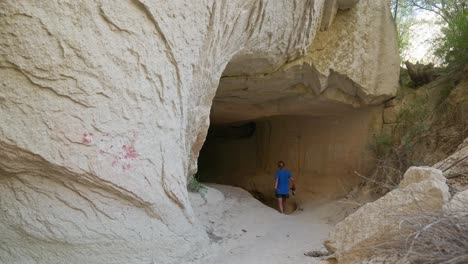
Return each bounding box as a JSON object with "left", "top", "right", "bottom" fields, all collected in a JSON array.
[
  {"left": 193, "top": 0, "right": 400, "bottom": 212},
  {"left": 197, "top": 69, "right": 385, "bottom": 211}
]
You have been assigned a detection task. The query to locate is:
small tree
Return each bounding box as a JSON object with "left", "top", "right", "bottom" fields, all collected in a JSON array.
[
  {"left": 391, "top": 0, "right": 417, "bottom": 59},
  {"left": 435, "top": 9, "right": 468, "bottom": 68},
  {"left": 409, "top": 0, "right": 468, "bottom": 68}
]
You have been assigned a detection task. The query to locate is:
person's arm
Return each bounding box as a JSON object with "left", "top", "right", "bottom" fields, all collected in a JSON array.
[
  {"left": 289, "top": 176, "right": 296, "bottom": 195},
  {"left": 275, "top": 178, "right": 278, "bottom": 190},
  {"left": 290, "top": 177, "right": 296, "bottom": 189}
]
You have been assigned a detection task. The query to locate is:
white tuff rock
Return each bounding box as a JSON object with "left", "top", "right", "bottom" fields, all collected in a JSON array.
[
  {"left": 326, "top": 166, "right": 450, "bottom": 263},
  {"left": 0, "top": 0, "right": 399, "bottom": 263}
]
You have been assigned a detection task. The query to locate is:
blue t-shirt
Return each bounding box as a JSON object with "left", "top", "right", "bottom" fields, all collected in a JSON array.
[{"left": 275, "top": 169, "right": 291, "bottom": 194}]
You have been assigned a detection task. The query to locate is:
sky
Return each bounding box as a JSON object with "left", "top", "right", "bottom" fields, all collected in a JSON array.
[{"left": 403, "top": 10, "right": 443, "bottom": 65}]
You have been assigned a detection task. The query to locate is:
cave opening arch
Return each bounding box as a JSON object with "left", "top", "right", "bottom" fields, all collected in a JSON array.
[
  {"left": 187, "top": 0, "right": 397, "bottom": 213},
  {"left": 195, "top": 99, "right": 382, "bottom": 213}
]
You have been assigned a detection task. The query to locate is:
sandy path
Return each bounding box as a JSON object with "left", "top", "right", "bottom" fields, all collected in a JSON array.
[{"left": 190, "top": 184, "right": 356, "bottom": 264}]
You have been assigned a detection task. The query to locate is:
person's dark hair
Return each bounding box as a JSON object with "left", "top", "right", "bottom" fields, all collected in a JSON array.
[{"left": 277, "top": 161, "right": 285, "bottom": 168}]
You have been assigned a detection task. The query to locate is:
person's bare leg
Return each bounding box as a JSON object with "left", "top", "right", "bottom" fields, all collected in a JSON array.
[
  {"left": 282, "top": 198, "right": 287, "bottom": 214},
  {"left": 277, "top": 198, "right": 284, "bottom": 213}
]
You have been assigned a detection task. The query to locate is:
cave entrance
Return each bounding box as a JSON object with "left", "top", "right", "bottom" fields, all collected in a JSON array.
[
  {"left": 196, "top": 109, "right": 381, "bottom": 213},
  {"left": 195, "top": 53, "right": 384, "bottom": 212}
]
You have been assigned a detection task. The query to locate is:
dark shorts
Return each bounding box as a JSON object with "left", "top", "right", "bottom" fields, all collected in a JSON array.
[{"left": 275, "top": 193, "right": 289, "bottom": 199}]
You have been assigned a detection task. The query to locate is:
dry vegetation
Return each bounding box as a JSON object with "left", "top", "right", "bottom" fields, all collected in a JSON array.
[
  {"left": 367, "top": 70, "right": 467, "bottom": 195},
  {"left": 374, "top": 211, "right": 468, "bottom": 264},
  {"left": 358, "top": 71, "right": 468, "bottom": 263}
]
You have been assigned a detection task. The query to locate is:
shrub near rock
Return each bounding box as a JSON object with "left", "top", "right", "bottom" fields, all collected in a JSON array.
[{"left": 325, "top": 167, "right": 450, "bottom": 263}]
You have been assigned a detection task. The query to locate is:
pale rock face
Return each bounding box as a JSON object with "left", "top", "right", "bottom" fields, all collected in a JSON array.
[
  {"left": 383, "top": 105, "right": 400, "bottom": 124},
  {"left": 0, "top": 0, "right": 399, "bottom": 263},
  {"left": 457, "top": 138, "right": 468, "bottom": 150},
  {"left": 399, "top": 166, "right": 446, "bottom": 188},
  {"left": 338, "top": 0, "right": 361, "bottom": 10},
  {"left": 212, "top": 0, "right": 399, "bottom": 123},
  {"left": 327, "top": 167, "right": 450, "bottom": 263},
  {"left": 434, "top": 138, "right": 468, "bottom": 181},
  {"left": 444, "top": 189, "right": 468, "bottom": 216}
]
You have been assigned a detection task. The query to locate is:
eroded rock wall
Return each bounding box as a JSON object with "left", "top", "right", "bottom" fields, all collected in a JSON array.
[
  {"left": 0, "top": 0, "right": 398, "bottom": 262},
  {"left": 212, "top": 0, "right": 399, "bottom": 124}
]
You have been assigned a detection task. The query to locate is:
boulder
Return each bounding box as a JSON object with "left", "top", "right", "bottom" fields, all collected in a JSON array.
[
  {"left": 457, "top": 138, "right": 468, "bottom": 150},
  {"left": 434, "top": 138, "right": 468, "bottom": 194},
  {"left": 327, "top": 167, "right": 450, "bottom": 263},
  {"left": 338, "top": 0, "right": 360, "bottom": 10},
  {"left": 320, "top": 0, "right": 339, "bottom": 31},
  {"left": 434, "top": 138, "right": 468, "bottom": 180},
  {"left": 405, "top": 61, "right": 439, "bottom": 87},
  {"left": 399, "top": 166, "right": 446, "bottom": 188},
  {"left": 444, "top": 189, "right": 468, "bottom": 216}
]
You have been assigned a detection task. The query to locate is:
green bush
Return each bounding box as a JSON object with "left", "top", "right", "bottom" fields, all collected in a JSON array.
[
  {"left": 391, "top": 0, "right": 417, "bottom": 59},
  {"left": 392, "top": 0, "right": 467, "bottom": 68},
  {"left": 187, "top": 175, "right": 207, "bottom": 196},
  {"left": 366, "top": 94, "right": 433, "bottom": 194},
  {"left": 371, "top": 133, "right": 394, "bottom": 158},
  {"left": 397, "top": 94, "right": 432, "bottom": 147},
  {"left": 435, "top": 10, "right": 468, "bottom": 69}
]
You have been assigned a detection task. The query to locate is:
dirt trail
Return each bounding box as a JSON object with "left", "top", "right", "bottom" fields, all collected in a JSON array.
[{"left": 190, "top": 184, "right": 357, "bottom": 264}]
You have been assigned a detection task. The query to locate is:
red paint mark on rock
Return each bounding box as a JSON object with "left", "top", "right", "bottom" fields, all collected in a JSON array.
[
  {"left": 82, "top": 132, "right": 94, "bottom": 144},
  {"left": 122, "top": 164, "right": 132, "bottom": 171},
  {"left": 111, "top": 131, "right": 140, "bottom": 171},
  {"left": 122, "top": 131, "right": 139, "bottom": 159},
  {"left": 123, "top": 144, "right": 139, "bottom": 159}
]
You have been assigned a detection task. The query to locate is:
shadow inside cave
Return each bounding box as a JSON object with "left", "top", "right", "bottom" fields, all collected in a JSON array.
[{"left": 196, "top": 110, "right": 379, "bottom": 214}]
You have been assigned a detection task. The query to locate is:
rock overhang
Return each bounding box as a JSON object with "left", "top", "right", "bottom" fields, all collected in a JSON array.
[{"left": 212, "top": 0, "right": 399, "bottom": 124}]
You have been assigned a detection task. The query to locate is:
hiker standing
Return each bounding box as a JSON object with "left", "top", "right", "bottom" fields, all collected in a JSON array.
[{"left": 274, "top": 161, "right": 295, "bottom": 214}]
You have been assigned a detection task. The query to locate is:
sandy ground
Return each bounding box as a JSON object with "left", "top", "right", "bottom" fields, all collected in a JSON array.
[{"left": 189, "top": 184, "right": 358, "bottom": 264}]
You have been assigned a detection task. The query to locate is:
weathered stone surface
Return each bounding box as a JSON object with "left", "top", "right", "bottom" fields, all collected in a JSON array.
[
  {"left": 445, "top": 189, "right": 468, "bottom": 216},
  {"left": 383, "top": 106, "right": 400, "bottom": 124},
  {"left": 327, "top": 167, "right": 450, "bottom": 263},
  {"left": 320, "top": 0, "right": 339, "bottom": 31},
  {"left": 405, "top": 61, "right": 438, "bottom": 87},
  {"left": 212, "top": 0, "right": 399, "bottom": 123},
  {"left": 384, "top": 98, "right": 398, "bottom": 107},
  {"left": 338, "top": 0, "right": 360, "bottom": 10},
  {"left": 399, "top": 166, "right": 446, "bottom": 188},
  {"left": 457, "top": 137, "right": 468, "bottom": 150},
  {"left": 382, "top": 123, "right": 397, "bottom": 137},
  {"left": 0, "top": 0, "right": 399, "bottom": 263},
  {"left": 434, "top": 138, "right": 468, "bottom": 180}
]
